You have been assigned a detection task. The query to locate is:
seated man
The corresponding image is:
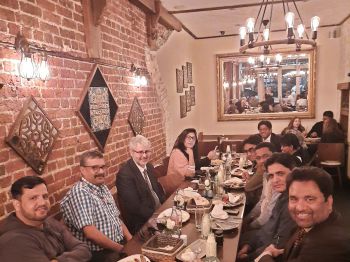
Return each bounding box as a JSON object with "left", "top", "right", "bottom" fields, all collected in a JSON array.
[
  {"left": 238, "top": 153, "right": 297, "bottom": 261},
  {"left": 307, "top": 110, "right": 334, "bottom": 138},
  {"left": 257, "top": 120, "right": 281, "bottom": 151},
  {"left": 61, "top": 150, "right": 132, "bottom": 262},
  {"left": 280, "top": 133, "right": 309, "bottom": 166},
  {"left": 0, "top": 176, "right": 91, "bottom": 262},
  {"left": 258, "top": 167, "right": 350, "bottom": 261},
  {"left": 244, "top": 142, "right": 277, "bottom": 230},
  {"left": 116, "top": 135, "right": 166, "bottom": 235}
]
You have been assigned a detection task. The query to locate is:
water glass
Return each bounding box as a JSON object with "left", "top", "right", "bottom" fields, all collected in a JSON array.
[{"left": 195, "top": 206, "right": 204, "bottom": 231}]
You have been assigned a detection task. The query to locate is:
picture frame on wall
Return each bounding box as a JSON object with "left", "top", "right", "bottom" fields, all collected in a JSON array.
[
  {"left": 182, "top": 65, "right": 188, "bottom": 89},
  {"left": 176, "top": 68, "right": 183, "bottom": 93},
  {"left": 186, "top": 62, "right": 192, "bottom": 83},
  {"left": 190, "top": 86, "right": 195, "bottom": 106},
  {"left": 76, "top": 65, "right": 119, "bottom": 152},
  {"left": 185, "top": 91, "right": 191, "bottom": 112},
  {"left": 180, "top": 95, "right": 187, "bottom": 118}
]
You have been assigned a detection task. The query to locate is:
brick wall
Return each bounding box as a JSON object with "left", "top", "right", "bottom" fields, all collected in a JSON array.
[{"left": 0, "top": 0, "right": 167, "bottom": 221}]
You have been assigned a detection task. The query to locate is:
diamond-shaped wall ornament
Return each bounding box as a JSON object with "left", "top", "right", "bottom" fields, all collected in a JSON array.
[
  {"left": 128, "top": 97, "right": 145, "bottom": 135},
  {"left": 6, "top": 96, "right": 59, "bottom": 174},
  {"left": 76, "top": 65, "right": 118, "bottom": 152}
]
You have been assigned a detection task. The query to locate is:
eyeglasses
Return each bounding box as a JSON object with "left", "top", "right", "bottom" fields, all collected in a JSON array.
[
  {"left": 244, "top": 147, "right": 255, "bottom": 153},
  {"left": 185, "top": 135, "right": 196, "bottom": 141},
  {"left": 133, "top": 150, "right": 151, "bottom": 155},
  {"left": 82, "top": 165, "right": 107, "bottom": 172}
]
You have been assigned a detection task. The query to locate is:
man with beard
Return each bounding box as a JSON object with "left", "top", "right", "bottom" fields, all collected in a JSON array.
[
  {"left": 0, "top": 176, "right": 91, "bottom": 262},
  {"left": 116, "top": 135, "right": 165, "bottom": 235},
  {"left": 257, "top": 167, "right": 350, "bottom": 262},
  {"left": 61, "top": 150, "right": 132, "bottom": 262}
]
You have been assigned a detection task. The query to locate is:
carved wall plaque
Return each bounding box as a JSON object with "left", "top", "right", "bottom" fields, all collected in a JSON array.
[
  {"left": 180, "top": 95, "right": 186, "bottom": 118},
  {"left": 128, "top": 97, "right": 145, "bottom": 135},
  {"left": 176, "top": 68, "right": 183, "bottom": 93},
  {"left": 77, "top": 65, "right": 118, "bottom": 151},
  {"left": 6, "top": 96, "right": 59, "bottom": 174}
]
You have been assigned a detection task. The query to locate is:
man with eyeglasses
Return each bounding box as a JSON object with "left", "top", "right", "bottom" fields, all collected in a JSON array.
[
  {"left": 61, "top": 150, "right": 132, "bottom": 262},
  {"left": 116, "top": 135, "right": 165, "bottom": 235}
]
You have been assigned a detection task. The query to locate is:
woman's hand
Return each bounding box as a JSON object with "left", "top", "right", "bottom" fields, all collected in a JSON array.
[
  {"left": 185, "top": 147, "right": 194, "bottom": 155},
  {"left": 207, "top": 150, "right": 218, "bottom": 160}
]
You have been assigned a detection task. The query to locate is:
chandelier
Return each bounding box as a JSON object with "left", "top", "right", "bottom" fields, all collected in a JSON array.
[{"left": 238, "top": 0, "right": 320, "bottom": 54}]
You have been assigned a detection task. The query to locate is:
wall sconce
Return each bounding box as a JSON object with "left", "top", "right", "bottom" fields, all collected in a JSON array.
[
  {"left": 14, "top": 32, "right": 50, "bottom": 81},
  {"left": 130, "top": 63, "right": 147, "bottom": 87}
]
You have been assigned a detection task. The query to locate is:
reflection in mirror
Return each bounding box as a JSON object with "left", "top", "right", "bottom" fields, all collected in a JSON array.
[{"left": 217, "top": 49, "right": 315, "bottom": 121}]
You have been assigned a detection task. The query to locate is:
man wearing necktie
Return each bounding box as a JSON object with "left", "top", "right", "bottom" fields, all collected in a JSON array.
[
  {"left": 116, "top": 135, "right": 166, "bottom": 235},
  {"left": 257, "top": 167, "right": 350, "bottom": 262}
]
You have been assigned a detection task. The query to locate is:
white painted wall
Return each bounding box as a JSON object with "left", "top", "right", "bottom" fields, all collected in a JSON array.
[{"left": 157, "top": 31, "right": 199, "bottom": 153}]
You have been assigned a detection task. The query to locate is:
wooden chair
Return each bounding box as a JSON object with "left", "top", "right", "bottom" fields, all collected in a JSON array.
[
  {"left": 198, "top": 141, "right": 218, "bottom": 157},
  {"left": 315, "top": 143, "right": 345, "bottom": 187},
  {"left": 153, "top": 164, "right": 167, "bottom": 178}
]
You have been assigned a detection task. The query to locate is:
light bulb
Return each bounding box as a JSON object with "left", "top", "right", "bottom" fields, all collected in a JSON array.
[
  {"left": 285, "top": 12, "right": 295, "bottom": 28},
  {"left": 275, "top": 54, "right": 282, "bottom": 63},
  {"left": 311, "top": 16, "right": 320, "bottom": 31},
  {"left": 248, "top": 57, "right": 255, "bottom": 65},
  {"left": 259, "top": 54, "right": 265, "bottom": 63},
  {"left": 223, "top": 81, "right": 229, "bottom": 88},
  {"left": 140, "top": 76, "right": 147, "bottom": 86},
  {"left": 37, "top": 57, "right": 50, "bottom": 81},
  {"left": 263, "top": 28, "right": 269, "bottom": 41},
  {"left": 266, "top": 57, "right": 271, "bottom": 64},
  {"left": 239, "top": 27, "right": 247, "bottom": 40},
  {"left": 297, "top": 24, "right": 305, "bottom": 38},
  {"left": 246, "top": 18, "right": 255, "bottom": 33},
  {"left": 134, "top": 75, "right": 141, "bottom": 86},
  {"left": 18, "top": 53, "right": 36, "bottom": 80}
]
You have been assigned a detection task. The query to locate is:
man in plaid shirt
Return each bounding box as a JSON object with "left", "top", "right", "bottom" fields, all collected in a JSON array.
[{"left": 61, "top": 150, "right": 132, "bottom": 262}]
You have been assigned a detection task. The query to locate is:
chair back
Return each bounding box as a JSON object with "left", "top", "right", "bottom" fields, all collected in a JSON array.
[
  {"left": 198, "top": 141, "right": 218, "bottom": 157},
  {"left": 153, "top": 164, "right": 167, "bottom": 178},
  {"left": 316, "top": 143, "right": 345, "bottom": 165}
]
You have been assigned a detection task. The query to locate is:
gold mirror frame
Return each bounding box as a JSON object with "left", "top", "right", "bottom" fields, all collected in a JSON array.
[{"left": 216, "top": 48, "right": 316, "bottom": 121}]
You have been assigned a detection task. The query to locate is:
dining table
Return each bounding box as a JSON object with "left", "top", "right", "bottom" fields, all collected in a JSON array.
[{"left": 123, "top": 178, "right": 246, "bottom": 262}]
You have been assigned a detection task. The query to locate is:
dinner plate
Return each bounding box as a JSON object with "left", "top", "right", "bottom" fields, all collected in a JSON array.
[
  {"left": 117, "top": 254, "right": 150, "bottom": 262},
  {"left": 157, "top": 208, "right": 190, "bottom": 223},
  {"left": 175, "top": 239, "right": 206, "bottom": 261}
]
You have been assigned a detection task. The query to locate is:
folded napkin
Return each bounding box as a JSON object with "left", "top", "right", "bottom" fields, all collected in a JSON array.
[
  {"left": 228, "top": 193, "right": 242, "bottom": 204},
  {"left": 179, "top": 188, "right": 201, "bottom": 199},
  {"left": 211, "top": 203, "right": 228, "bottom": 219}
]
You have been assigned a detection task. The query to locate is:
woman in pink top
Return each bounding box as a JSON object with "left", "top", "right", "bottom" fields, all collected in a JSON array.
[{"left": 164, "top": 128, "right": 215, "bottom": 194}]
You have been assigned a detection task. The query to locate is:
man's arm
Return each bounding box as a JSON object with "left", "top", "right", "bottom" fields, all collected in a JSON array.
[
  {"left": 121, "top": 221, "right": 132, "bottom": 241},
  {"left": 48, "top": 218, "right": 91, "bottom": 262},
  {"left": 83, "top": 225, "right": 124, "bottom": 252}
]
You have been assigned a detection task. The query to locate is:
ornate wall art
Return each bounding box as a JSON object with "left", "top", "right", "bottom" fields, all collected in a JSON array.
[
  {"left": 186, "top": 62, "right": 193, "bottom": 83},
  {"left": 182, "top": 65, "right": 188, "bottom": 89},
  {"left": 77, "top": 65, "right": 118, "bottom": 151},
  {"left": 180, "top": 95, "right": 187, "bottom": 118},
  {"left": 128, "top": 97, "right": 145, "bottom": 135},
  {"left": 176, "top": 68, "right": 183, "bottom": 93},
  {"left": 190, "top": 86, "right": 195, "bottom": 106},
  {"left": 6, "top": 96, "right": 59, "bottom": 174},
  {"left": 185, "top": 90, "right": 191, "bottom": 112}
]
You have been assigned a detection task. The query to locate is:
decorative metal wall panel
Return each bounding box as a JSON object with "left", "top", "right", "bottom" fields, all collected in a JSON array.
[
  {"left": 6, "top": 96, "right": 59, "bottom": 174},
  {"left": 182, "top": 65, "right": 188, "bottom": 89},
  {"left": 190, "top": 86, "right": 195, "bottom": 106},
  {"left": 128, "top": 97, "right": 145, "bottom": 135},
  {"left": 187, "top": 62, "right": 193, "bottom": 83},
  {"left": 76, "top": 65, "right": 118, "bottom": 151},
  {"left": 176, "top": 68, "right": 183, "bottom": 93},
  {"left": 185, "top": 91, "right": 191, "bottom": 112},
  {"left": 180, "top": 95, "right": 187, "bottom": 118}
]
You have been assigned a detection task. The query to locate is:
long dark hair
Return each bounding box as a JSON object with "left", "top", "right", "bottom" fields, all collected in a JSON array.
[
  {"left": 172, "top": 128, "right": 200, "bottom": 167},
  {"left": 282, "top": 117, "right": 305, "bottom": 135}
]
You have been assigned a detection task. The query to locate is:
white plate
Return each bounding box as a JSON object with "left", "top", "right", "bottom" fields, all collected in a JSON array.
[
  {"left": 158, "top": 208, "right": 190, "bottom": 223},
  {"left": 118, "top": 254, "right": 150, "bottom": 262},
  {"left": 176, "top": 239, "right": 206, "bottom": 261}
]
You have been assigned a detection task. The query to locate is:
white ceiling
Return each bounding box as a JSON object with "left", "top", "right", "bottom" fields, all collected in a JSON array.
[{"left": 161, "top": 0, "right": 350, "bottom": 38}]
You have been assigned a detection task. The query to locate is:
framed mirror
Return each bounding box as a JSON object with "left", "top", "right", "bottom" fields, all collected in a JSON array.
[{"left": 216, "top": 48, "right": 316, "bottom": 121}]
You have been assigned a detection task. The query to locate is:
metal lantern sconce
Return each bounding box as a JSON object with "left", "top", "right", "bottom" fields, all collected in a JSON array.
[{"left": 130, "top": 63, "right": 148, "bottom": 87}]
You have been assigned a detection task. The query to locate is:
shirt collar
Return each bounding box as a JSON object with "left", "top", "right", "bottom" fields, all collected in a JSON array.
[
  {"left": 81, "top": 177, "right": 104, "bottom": 191},
  {"left": 133, "top": 159, "right": 147, "bottom": 174},
  {"left": 263, "top": 134, "right": 272, "bottom": 142}
]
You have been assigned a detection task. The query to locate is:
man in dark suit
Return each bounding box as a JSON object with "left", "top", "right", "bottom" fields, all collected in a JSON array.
[
  {"left": 257, "top": 167, "right": 350, "bottom": 262},
  {"left": 116, "top": 135, "right": 166, "bottom": 235},
  {"left": 257, "top": 120, "right": 281, "bottom": 152},
  {"left": 307, "top": 110, "right": 336, "bottom": 138}
]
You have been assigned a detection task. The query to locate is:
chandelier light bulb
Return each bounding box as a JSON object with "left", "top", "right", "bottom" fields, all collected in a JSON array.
[
  {"left": 266, "top": 57, "right": 271, "bottom": 64},
  {"left": 18, "top": 53, "right": 36, "bottom": 80},
  {"left": 275, "top": 54, "right": 282, "bottom": 63},
  {"left": 248, "top": 57, "right": 255, "bottom": 65},
  {"left": 285, "top": 12, "right": 295, "bottom": 28},
  {"left": 239, "top": 27, "right": 247, "bottom": 40},
  {"left": 311, "top": 16, "right": 320, "bottom": 31},
  {"left": 263, "top": 28, "right": 270, "bottom": 41},
  {"left": 246, "top": 18, "right": 255, "bottom": 33},
  {"left": 259, "top": 54, "right": 265, "bottom": 63},
  {"left": 297, "top": 24, "right": 305, "bottom": 38},
  {"left": 140, "top": 75, "right": 147, "bottom": 87}
]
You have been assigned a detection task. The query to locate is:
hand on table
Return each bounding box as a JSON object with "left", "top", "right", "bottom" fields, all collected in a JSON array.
[
  {"left": 264, "top": 244, "right": 284, "bottom": 257},
  {"left": 310, "top": 132, "right": 318, "bottom": 138},
  {"left": 207, "top": 150, "right": 218, "bottom": 160},
  {"left": 242, "top": 171, "right": 250, "bottom": 181}
]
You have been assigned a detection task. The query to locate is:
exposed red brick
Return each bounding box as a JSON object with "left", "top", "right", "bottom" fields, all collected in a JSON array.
[{"left": 19, "top": 2, "right": 42, "bottom": 17}]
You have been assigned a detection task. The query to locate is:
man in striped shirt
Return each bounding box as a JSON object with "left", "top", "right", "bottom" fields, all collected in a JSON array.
[{"left": 61, "top": 150, "right": 132, "bottom": 262}]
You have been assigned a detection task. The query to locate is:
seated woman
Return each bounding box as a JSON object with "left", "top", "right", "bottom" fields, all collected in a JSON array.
[
  {"left": 164, "top": 128, "right": 216, "bottom": 194},
  {"left": 281, "top": 117, "right": 307, "bottom": 148},
  {"left": 321, "top": 118, "right": 345, "bottom": 143}
]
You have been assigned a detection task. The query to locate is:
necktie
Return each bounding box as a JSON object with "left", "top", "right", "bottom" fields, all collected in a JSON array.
[
  {"left": 143, "top": 169, "right": 161, "bottom": 208},
  {"left": 289, "top": 228, "right": 306, "bottom": 259}
]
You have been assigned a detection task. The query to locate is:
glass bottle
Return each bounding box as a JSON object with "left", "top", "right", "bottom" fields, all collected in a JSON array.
[
  {"left": 206, "top": 232, "right": 217, "bottom": 257},
  {"left": 170, "top": 206, "right": 182, "bottom": 236},
  {"left": 201, "top": 212, "right": 211, "bottom": 239}
]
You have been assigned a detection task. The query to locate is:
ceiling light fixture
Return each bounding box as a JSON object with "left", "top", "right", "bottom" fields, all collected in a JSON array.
[{"left": 238, "top": 0, "right": 320, "bottom": 54}]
